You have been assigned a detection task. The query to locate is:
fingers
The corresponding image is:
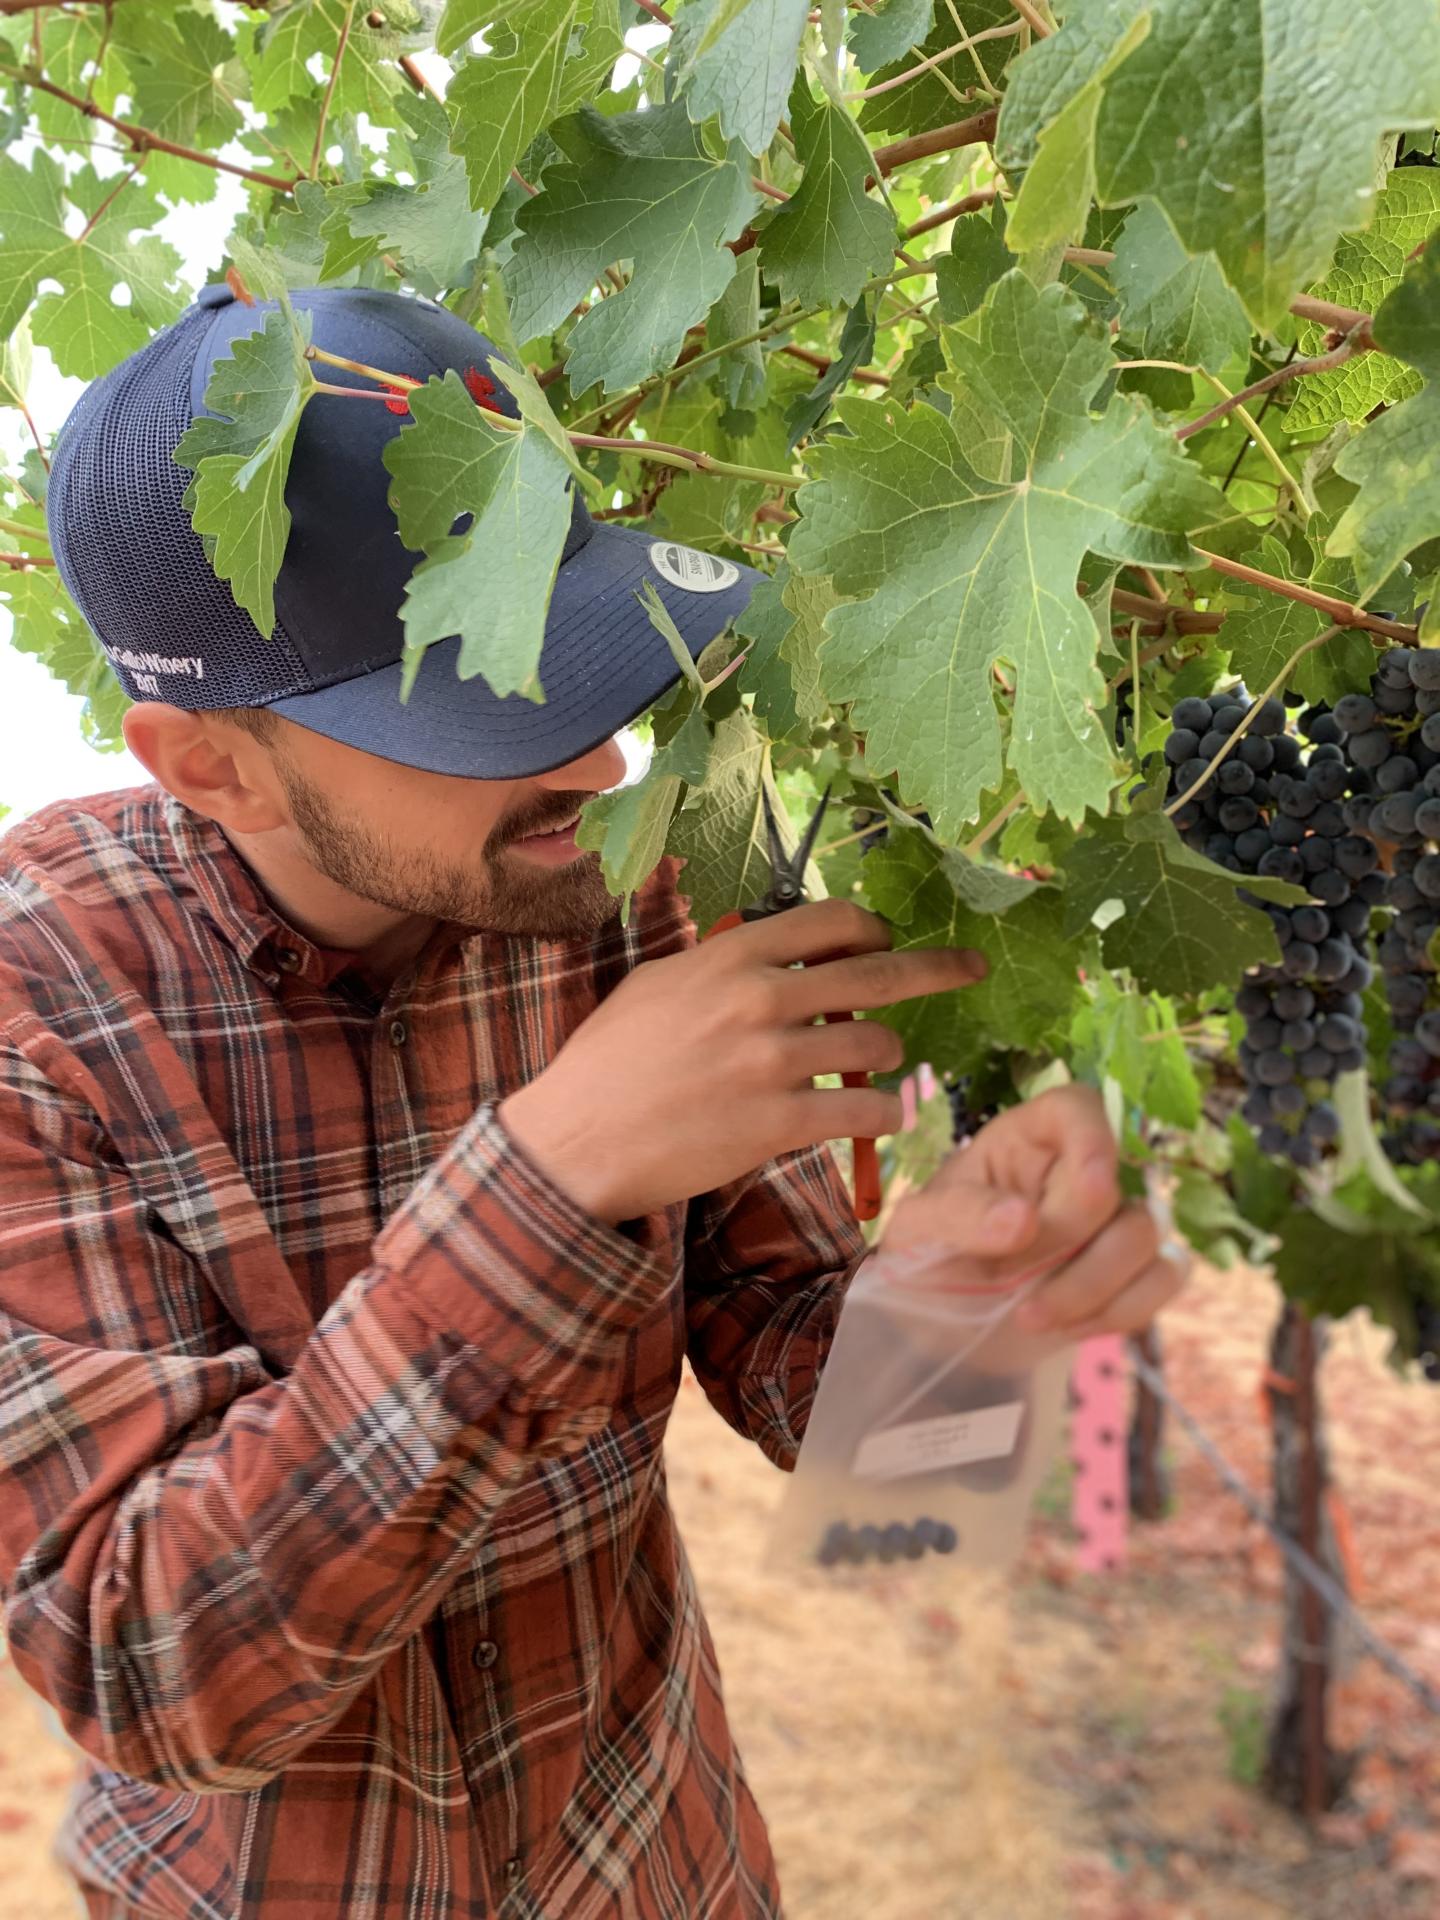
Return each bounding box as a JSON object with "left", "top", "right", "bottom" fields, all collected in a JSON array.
[
  {"left": 1017, "top": 1204, "right": 1162, "bottom": 1333},
  {"left": 788, "top": 942, "right": 987, "bottom": 1018},
  {"left": 783, "top": 1084, "right": 904, "bottom": 1150},
  {"left": 784, "top": 1014, "right": 906, "bottom": 1081},
  {"left": 1061, "top": 1246, "right": 1191, "bottom": 1342},
  {"left": 739, "top": 898, "right": 897, "bottom": 967},
  {"left": 956, "top": 1086, "right": 1119, "bottom": 1244},
  {"left": 882, "top": 1177, "right": 1041, "bottom": 1266}
]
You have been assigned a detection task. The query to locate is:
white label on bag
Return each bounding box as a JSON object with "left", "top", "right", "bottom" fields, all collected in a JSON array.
[{"left": 852, "top": 1402, "right": 1025, "bottom": 1483}]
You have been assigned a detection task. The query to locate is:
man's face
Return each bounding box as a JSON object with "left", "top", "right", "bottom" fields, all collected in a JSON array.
[{"left": 262, "top": 718, "right": 630, "bottom": 940}]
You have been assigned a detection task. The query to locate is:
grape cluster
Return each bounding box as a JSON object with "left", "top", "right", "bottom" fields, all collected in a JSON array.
[
  {"left": 946, "top": 1076, "right": 998, "bottom": 1145},
  {"left": 1165, "top": 687, "right": 1373, "bottom": 1165},
  {"left": 850, "top": 798, "right": 932, "bottom": 855},
  {"left": 1328, "top": 647, "right": 1440, "bottom": 1163},
  {"left": 817, "top": 1516, "right": 958, "bottom": 1566}
]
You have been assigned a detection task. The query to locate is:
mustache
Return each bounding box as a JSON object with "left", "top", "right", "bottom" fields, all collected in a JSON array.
[{"left": 496, "top": 792, "right": 592, "bottom": 845}]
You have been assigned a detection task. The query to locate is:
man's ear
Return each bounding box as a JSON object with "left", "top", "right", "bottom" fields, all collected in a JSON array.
[{"left": 121, "top": 704, "right": 289, "bottom": 834}]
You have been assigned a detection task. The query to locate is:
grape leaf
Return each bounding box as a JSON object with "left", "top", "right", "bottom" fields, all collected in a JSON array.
[
  {"left": 1062, "top": 807, "right": 1306, "bottom": 996},
  {"left": 757, "top": 83, "right": 896, "bottom": 309},
  {"left": 578, "top": 682, "right": 712, "bottom": 916},
  {"left": 933, "top": 203, "right": 1011, "bottom": 324},
  {"left": 787, "top": 270, "right": 1222, "bottom": 837},
  {"left": 173, "top": 304, "right": 319, "bottom": 640},
  {"left": 847, "top": 0, "right": 932, "bottom": 72},
  {"left": 670, "top": 0, "right": 810, "bottom": 159},
  {"left": 784, "top": 295, "right": 876, "bottom": 447},
  {"left": 110, "top": 7, "right": 243, "bottom": 148},
  {"left": 1110, "top": 201, "right": 1252, "bottom": 378},
  {"left": 858, "top": 0, "right": 1013, "bottom": 138},
  {"left": 1222, "top": 536, "right": 1376, "bottom": 704},
  {"left": 1070, "top": 974, "right": 1200, "bottom": 1131},
  {"left": 1286, "top": 168, "right": 1440, "bottom": 431},
  {"left": 0, "top": 531, "right": 128, "bottom": 750},
  {"left": 382, "top": 368, "right": 572, "bottom": 699},
  {"left": 327, "top": 93, "right": 485, "bottom": 296},
  {"left": 507, "top": 105, "right": 755, "bottom": 395},
  {"left": 1005, "top": 11, "right": 1150, "bottom": 257},
  {"left": 448, "top": 0, "right": 623, "bottom": 215},
  {"left": 997, "top": 0, "right": 1440, "bottom": 328},
  {"left": 0, "top": 154, "right": 184, "bottom": 379},
  {"left": 705, "top": 252, "right": 766, "bottom": 412},
  {"left": 1329, "top": 244, "right": 1440, "bottom": 600},
  {"left": 858, "top": 827, "right": 1083, "bottom": 1073},
  {"left": 666, "top": 708, "right": 777, "bottom": 932}
]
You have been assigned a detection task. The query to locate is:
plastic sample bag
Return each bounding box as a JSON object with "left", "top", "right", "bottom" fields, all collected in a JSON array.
[{"left": 771, "top": 1240, "right": 1075, "bottom": 1575}]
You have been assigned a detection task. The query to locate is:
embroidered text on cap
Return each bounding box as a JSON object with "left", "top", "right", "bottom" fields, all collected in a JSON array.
[{"left": 648, "top": 543, "right": 741, "bottom": 594}]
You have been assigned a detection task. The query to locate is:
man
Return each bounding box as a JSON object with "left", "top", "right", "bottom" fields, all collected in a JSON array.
[{"left": 0, "top": 285, "right": 1183, "bottom": 1920}]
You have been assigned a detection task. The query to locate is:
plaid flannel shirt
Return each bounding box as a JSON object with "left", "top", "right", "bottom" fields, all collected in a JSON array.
[{"left": 0, "top": 785, "right": 865, "bottom": 1920}]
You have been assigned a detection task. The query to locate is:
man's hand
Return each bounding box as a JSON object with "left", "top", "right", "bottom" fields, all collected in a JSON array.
[
  {"left": 880, "top": 1086, "right": 1188, "bottom": 1342},
  {"left": 498, "top": 899, "right": 985, "bottom": 1225}
]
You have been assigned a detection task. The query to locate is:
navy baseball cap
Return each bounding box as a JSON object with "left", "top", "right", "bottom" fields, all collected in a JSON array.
[{"left": 46, "top": 283, "right": 761, "bottom": 780}]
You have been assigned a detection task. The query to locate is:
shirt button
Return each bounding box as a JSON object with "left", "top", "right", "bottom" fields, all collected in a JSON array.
[
  {"left": 389, "top": 1017, "right": 408, "bottom": 1047},
  {"left": 471, "top": 1639, "right": 499, "bottom": 1672},
  {"left": 275, "top": 946, "right": 302, "bottom": 973},
  {"left": 505, "top": 1858, "right": 522, "bottom": 1887}
]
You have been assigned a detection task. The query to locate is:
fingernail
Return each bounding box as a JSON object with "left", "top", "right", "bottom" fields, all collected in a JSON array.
[
  {"left": 952, "top": 947, "right": 988, "bottom": 981},
  {"left": 1017, "top": 1300, "right": 1050, "bottom": 1332},
  {"left": 1082, "top": 1151, "right": 1116, "bottom": 1194}
]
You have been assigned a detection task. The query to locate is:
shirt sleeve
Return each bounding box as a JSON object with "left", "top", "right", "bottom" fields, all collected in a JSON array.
[
  {"left": 682, "top": 1143, "right": 868, "bottom": 1470},
  {"left": 0, "top": 1041, "right": 676, "bottom": 1795}
]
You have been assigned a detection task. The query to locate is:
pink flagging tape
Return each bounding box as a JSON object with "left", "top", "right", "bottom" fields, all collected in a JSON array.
[{"left": 1070, "top": 1333, "right": 1129, "bottom": 1573}]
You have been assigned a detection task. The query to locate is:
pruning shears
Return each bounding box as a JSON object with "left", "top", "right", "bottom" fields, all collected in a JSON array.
[{"left": 702, "top": 783, "right": 883, "bottom": 1223}]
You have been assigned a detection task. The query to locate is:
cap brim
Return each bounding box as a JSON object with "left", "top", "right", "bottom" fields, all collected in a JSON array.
[{"left": 265, "top": 523, "right": 762, "bottom": 780}]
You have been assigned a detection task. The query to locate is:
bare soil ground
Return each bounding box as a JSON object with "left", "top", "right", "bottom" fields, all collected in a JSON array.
[{"left": 4, "top": 1259, "right": 1439, "bottom": 1919}]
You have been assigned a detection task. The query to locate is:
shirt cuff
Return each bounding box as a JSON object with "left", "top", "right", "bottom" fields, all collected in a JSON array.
[{"left": 371, "top": 1102, "right": 676, "bottom": 1392}]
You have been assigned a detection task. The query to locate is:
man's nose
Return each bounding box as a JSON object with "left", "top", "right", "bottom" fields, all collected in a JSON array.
[{"left": 539, "top": 733, "right": 628, "bottom": 793}]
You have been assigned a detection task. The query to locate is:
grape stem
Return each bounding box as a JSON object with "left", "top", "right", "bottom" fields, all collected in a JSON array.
[
  {"left": 1194, "top": 552, "right": 1418, "bottom": 643},
  {"left": 963, "top": 789, "right": 1025, "bottom": 854},
  {"left": 1174, "top": 331, "right": 1367, "bottom": 443},
  {"left": 0, "top": 60, "right": 297, "bottom": 193},
  {"left": 1067, "top": 248, "right": 1380, "bottom": 356},
  {"left": 1160, "top": 626, "right": 1343, "bottom": 819}
]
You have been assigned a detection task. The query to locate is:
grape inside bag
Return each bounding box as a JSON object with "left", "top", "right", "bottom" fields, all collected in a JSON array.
[{"left": 771, "top": 1241, "right": 1076, "bottom": 1576}]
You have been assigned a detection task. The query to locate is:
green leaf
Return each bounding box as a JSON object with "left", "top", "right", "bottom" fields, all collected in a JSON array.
[
  {"left": 1222, "top": 536, "right": 1376, "bottom": 704},
  {"left": 111, "top": 7, "right": 243, "bottom": 149},
  {"left": 933, "top": 202, "right": 1011, "bottom": 325},
  {"left": 666, "top": 707, "right": 777, "bottom": 931},
  {"left": 788, "top": 270, "right": 1222, "bottom": 836},
  {"left": 577, "top": 680, "right": 713, "bottom": 915},
  {"left": 784, "top": 294, "right": 876, "bottom": 447},
  {"left": 0, "top": 316, "right": 31, "bottom": 412},
  {"left": 1329, "top": 244, "right": 1440, "bottom": 600},
  {"left": 757, "top": 83, "right": 896, "bottom": 309},
  {"left": 448, "top": 0, "right": 623, "bottom": 215},
  {"left": 1062, "top": 807, "right": 1307, "bottom": 997},
  {"left": 847, "top": 0, "right": 931, "bottom": 72},
  {"left": 858, "top": 0, "right": 1013, "bottom": 137},
  {"left": 382, "top": 368, "right": 571, "bottom": 698},
  {"left": 0, "top": 538, "right": 128, "bottom": 750},
  {"left": 1006, "top": 10, "right": 1150, "bottom": 257},
  {"left": 333, "top": 92, "right": 486, "bottom": 296},
  {"left": 1110, "top": 201, "right": 1252, "bottom": 378},
  {"left": 858, "top": 826, "right": 1083, "bottom": 1073},
  {"left": 1286, "top": 168, "right": 1440, "bottom": 432},
  {"left": 997, "top": 0, "right": 1440, "bottom": 329},
  {"left": 1070, "top": 973, "right": 1200, "bottom": 1130},
  {"left": 705, "top": 251, "right": 767, "bottom": 412},
  {"left": 670, "top": 0, "right": 811, "bottom": 158},
  {"left": 173, "top": 304, "right": 319, "bottom": 639},
  {"left": 0, "top": 153, "right": 184, "bottom": 379},
  {"left": 508, "top": 105, "right": 755, "bottom": 394}
]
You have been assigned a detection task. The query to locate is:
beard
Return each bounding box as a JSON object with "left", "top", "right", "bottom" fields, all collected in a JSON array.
[{"left": 276, "top": 755, "right": 623, "bottom": 941}]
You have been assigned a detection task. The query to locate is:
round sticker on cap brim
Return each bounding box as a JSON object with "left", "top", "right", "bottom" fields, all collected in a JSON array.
[{"left": 648, "top": 542, "right": 740, "bottom": 594}]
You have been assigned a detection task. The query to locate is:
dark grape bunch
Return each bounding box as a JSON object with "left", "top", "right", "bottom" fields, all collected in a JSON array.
[
  {"left": 850, "top": 797, "right": 931, "bottom": 854},
  {"left": 946, "top": 1076, "right": 998, "bottom": 1145},
  {"left": 1165, "top": 686, "right": 1373, "bottom": 1166},
  {"left": 1329, "top": 646, "right": 1440, "bottom": 1165},
  {"left": 817, "top": 1516, "right": 958, "bottom": 1566}
]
